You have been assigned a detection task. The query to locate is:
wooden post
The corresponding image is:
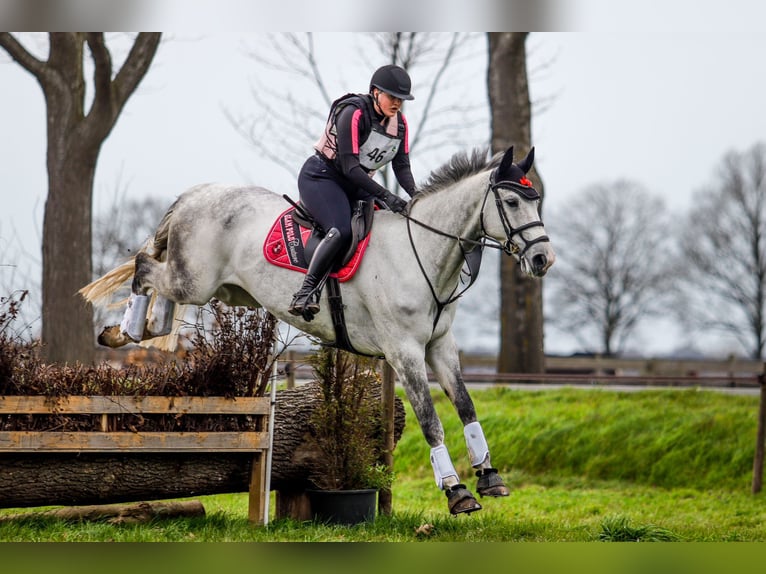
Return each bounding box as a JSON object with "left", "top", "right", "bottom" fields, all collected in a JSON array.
[
  {"left": 248, "top": 451, "right": 267, "bottom": 524},
  {"left": 285, "top": 350, "right": 296, "bottom": 389},
  {"left": 379, "top": 361, "right": 396, "bottom": 516},
  {"left": 752, "top": 365, "right": 766, "bottom": 494}
]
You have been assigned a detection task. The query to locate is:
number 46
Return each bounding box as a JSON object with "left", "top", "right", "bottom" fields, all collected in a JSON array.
[{"left": 367, "top": 148, "right": 387, "bottom": 163}]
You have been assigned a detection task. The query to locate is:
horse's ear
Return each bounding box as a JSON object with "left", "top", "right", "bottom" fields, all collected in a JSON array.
[
  {"left": 498, "top": 146, "right": 515, "bottom": 176},
  {"left": 517, "top": 147, "right": 535, "bottom": 174}
]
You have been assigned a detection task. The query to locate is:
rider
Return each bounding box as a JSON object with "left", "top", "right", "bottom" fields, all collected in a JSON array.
[{"left": 288, "top": 64, "right": 419, "bottom": 320}]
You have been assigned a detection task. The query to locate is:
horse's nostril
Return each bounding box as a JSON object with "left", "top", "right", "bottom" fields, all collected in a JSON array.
[{"left": 533, "top": 254, "right": 547, "bottom": 270}]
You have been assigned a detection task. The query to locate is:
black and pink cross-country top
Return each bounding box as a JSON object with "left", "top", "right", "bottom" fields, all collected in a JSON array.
[{"left": 314, "top": 93, "right": 417, "bottom": 198}]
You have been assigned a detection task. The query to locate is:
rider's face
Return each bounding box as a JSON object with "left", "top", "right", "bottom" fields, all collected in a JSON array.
[{"left": 374, "top": 90, "right": 403, "bottom": 118}]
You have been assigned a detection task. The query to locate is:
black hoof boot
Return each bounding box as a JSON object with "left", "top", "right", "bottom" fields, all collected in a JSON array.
[
  {"left": 475, "top": 468, "right": 510, "bottom": 497},
  {"left": 445, "top": 484, "right": 482, "bottom": 515}
]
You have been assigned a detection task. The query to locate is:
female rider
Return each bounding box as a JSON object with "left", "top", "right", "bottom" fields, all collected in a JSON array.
[{"left": 288, "top": 64, "right": 418, "bottom": 320}]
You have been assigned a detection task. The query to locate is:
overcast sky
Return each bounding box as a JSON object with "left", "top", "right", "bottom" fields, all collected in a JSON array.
[{"left": 2, "top": 12, "right": 766, "bottom": 355}]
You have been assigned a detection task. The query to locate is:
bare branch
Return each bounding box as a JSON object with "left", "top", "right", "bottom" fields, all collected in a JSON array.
[
  {"left": 0, "top": 32, "right": 46, "bottom": 78},
  {"left": 112, "top": 32, "right": 162, "bottom": 109},
  {"left": 409, "top": 33, "right": 462, "bottom": 150}
]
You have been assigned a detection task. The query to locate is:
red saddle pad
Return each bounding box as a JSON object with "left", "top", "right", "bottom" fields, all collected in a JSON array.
[{"left": 262, "top": 208, "right": 370, "bottom": 283}]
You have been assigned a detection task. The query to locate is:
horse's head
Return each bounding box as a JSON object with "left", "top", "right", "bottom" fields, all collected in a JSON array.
[{"left": 483, "top": 146, "right": 555, "bottom": 277}]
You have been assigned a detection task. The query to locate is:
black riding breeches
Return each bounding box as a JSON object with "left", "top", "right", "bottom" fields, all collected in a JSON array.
[{"left": 297, "top": 154, "right": 374, "bottom": 247}]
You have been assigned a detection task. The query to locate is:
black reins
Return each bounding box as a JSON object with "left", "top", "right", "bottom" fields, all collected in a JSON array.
[{"left": 403, "top": 171, "right": 551, "bottom": 330}]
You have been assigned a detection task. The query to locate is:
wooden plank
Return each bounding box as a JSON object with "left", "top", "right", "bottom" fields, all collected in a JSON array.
[
  {"left": 0, "top": 431, "right": 270, "bottom": 452},
  {"left": 0, "top": 396, "right": 270, "bottom": 415}
]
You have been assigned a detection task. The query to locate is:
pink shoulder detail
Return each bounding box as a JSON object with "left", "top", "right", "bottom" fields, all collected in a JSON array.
[
  {"left": 350, "top": 108, "right": 363, "bottom": 153},
  {"left": 401, "top": 113, "right": 410, "bottom": 154}
]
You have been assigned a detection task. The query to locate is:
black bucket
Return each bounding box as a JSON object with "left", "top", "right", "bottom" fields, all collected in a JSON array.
[{"left": 307, "top": 488, "right": 378, "bottom": 526}]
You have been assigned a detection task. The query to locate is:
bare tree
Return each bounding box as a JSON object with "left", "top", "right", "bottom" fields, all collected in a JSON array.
[
  {"left": 675, "top": 142, "right": 766, "bottom": 359},
  {"left": 545, "top": 180, "right": 675, "bottom": 355},
  {"left": 0, "top": 33, "right": 161, "bottom": 364},
  {"left": 487, "top": 32, "right": 546, "bottom": 373}
]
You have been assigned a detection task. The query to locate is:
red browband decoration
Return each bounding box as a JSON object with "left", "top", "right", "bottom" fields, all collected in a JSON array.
[{"left": 519, "top": 176, "right": 533, "bottom": 187}]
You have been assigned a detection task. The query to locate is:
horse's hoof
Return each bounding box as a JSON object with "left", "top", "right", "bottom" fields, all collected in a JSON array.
[
  {"left": 445, "top": 484, "right": 482, "bottom": 515},
  {"left": 476, "top": 468, "right": 510, "bottom": 497},
  {"left": 97, "top": 325, "right": 128, "bottom": 348}
]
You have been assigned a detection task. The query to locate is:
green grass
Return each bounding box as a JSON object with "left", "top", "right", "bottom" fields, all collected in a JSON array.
[{"left": 1, "top": 387, "right": 765, "bottom": 541}]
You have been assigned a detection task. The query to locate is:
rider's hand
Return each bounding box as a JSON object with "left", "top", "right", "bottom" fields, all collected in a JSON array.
[{"left": 380, "top": 191, "right": 408, "bottom": 214}]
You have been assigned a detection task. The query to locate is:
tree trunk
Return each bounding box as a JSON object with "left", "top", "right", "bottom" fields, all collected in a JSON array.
[
  {"left": 41, "top": 145, "right": 98, "bottom": 365},
  {"left": 487, "top": 32, "right": 546, "bottom": 375},
  {"left": 0, "top": 383, "right": 406, "bottom": 509},
  {"left": 0, "top": 33, "right": 161, "bottom": 365}
]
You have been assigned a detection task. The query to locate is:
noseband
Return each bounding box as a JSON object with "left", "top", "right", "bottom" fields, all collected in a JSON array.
[{"left": 480, "top": 172, "right": 550, "bottom": 258}]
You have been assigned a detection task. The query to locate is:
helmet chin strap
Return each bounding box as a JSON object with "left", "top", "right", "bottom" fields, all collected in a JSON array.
[{"left": 372, "top": 89, "right": 383, "bottom": 114}]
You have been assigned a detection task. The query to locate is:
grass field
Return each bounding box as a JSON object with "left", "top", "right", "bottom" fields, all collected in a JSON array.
[{"left": 1, "top": 386, "right": 765, "bottom": 542}]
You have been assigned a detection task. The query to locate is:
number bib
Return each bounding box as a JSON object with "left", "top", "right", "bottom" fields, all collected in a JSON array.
[{"left": 358, "top": 127, "right": 401, "bottom": 171}]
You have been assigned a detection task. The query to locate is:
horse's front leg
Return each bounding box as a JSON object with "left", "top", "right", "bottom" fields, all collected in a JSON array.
[
  {"left": 386, "top": 351, "right": 482, "bottom": 515},
  {"left": 426, "top": 332, "right": 511, "bottom": 499}
]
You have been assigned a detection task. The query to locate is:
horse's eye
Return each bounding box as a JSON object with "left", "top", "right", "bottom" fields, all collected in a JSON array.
[{"left": 504, "top": 197, "right": 519, "bottom": 208}]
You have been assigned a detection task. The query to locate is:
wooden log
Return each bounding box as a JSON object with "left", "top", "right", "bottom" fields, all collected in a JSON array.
[
  {"left": 0, "top": 382, "right": 406, "bottom": 509},
  {"left": 0, "top": 500, "right": 205, "bottom": 524}
]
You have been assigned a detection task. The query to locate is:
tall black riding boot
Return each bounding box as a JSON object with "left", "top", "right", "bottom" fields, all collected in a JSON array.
[{"left": 288, "top": 228, "right": 344, "bottom": 321}]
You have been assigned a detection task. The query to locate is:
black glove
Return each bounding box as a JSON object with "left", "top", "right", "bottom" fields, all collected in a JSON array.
[{"left": 379, "top": 191, "right": 408, "bottom": 214}]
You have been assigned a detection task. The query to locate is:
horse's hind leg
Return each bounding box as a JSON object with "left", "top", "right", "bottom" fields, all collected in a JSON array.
[
  {"left": 146, "top": 295, "right": 175, "bottom": 337},
  {"left": 100, "top": 252, "right": 176, "bottom": 347},
  {"left": 426, "top": 333, "right": 511, "bottom": 498},
  {"left": 120, "top": 292, "right": 150, "bottom": 341},
  {"left": 114, "top": 252, "right": 158, "bottom": 342}
]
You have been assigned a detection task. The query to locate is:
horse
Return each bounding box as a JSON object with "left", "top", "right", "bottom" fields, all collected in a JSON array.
[{"left": 80, "top": 146, "right": 555, "bottom": 515}]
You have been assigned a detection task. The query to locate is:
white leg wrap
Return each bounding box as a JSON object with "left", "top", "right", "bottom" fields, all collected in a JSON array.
[
  {"left": 430, "top": 445, "right": 459, "bottom": 489},
  {"left": 147, "top": 296, "right": 175, "bottom": 337},
  {"left": 464, "top": 421, "right": 490, "bottom": 467},
  {"left": 120, "top": 293, "right": 149, "bottom": 342}
]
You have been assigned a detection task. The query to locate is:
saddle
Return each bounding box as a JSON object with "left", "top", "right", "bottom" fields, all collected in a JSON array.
[
  {"left": 263, "top": 198, "right": 375, "bottom": 282},
  {"left": 263, "top": 197, "right": 377, "bottom": 355}
]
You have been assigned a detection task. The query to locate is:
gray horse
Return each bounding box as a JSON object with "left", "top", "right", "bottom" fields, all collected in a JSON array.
[{"left": 81, "top": 146, "right": 555, "bottom": 514}]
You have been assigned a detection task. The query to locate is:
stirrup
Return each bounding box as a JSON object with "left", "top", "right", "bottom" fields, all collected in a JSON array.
[
  {"left": 475, "top": 468, "right": 510, "bottom": 497},
  {"left": 445, "top": 484, "right": 482, "bottom": 515},
  {"left": 288, "top": 290, "right": 320, "bottom": 320}
]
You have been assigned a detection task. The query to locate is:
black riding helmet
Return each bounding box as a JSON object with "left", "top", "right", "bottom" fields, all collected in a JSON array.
[{"left": 369, "top": 64, "right": 414, "bottom": 100}]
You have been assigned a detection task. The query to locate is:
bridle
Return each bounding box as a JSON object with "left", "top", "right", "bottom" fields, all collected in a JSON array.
[
  {"left": 480, "top": 171, "right": 550, "bottom": 259},
  {"left": 403, "top": 168, "right": 551, "bottom": 329}
]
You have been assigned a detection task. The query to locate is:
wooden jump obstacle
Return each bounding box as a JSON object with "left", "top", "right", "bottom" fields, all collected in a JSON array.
[{"left": 0, "top": 395, "right": 272, "bottom": 524}]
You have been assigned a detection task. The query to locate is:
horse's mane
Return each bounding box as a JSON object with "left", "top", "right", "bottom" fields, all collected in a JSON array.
[{"left": 417, "top": 147, "right": 501, "bottom": 196}]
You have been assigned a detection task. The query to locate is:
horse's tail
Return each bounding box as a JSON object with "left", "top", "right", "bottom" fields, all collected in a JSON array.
[{"left": 78, "top": 257, "right": 137, "bottom": 308}]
